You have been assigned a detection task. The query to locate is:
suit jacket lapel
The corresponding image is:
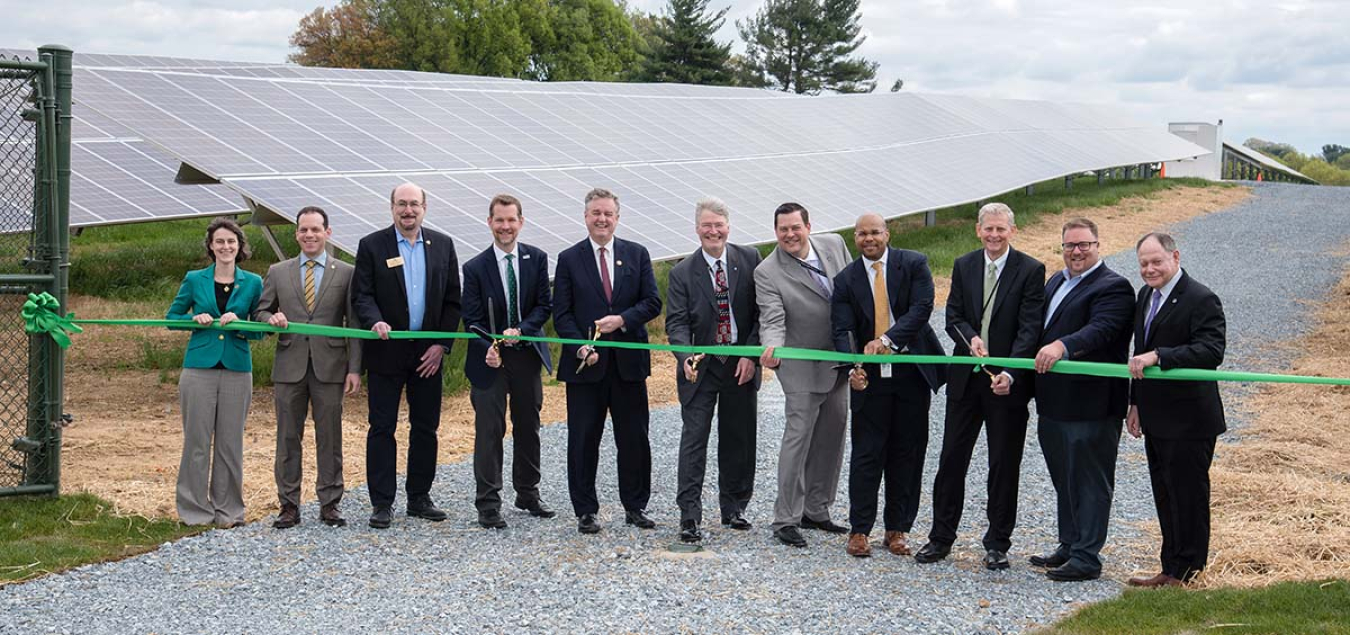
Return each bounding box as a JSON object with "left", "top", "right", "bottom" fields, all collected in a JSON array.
[
  {"left": 785, "top": 241, "right": 829, "bottom": 301},
  {"left": 579, "top": 239, "right": 607, "bottom": 306},
  {"left": 1144, "top": 272, "right": 1187, "bottom": 347},
  {"left": 990, "top": 251, "right": 1020, "bottom": 320},
  {"left": 855, "top": 260, "right": 875, "bottom": 324}
]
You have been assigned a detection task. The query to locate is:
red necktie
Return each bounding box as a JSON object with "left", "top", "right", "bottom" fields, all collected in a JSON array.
[{"left": 599, "top": 246, "right": 613, "bottom": 302}]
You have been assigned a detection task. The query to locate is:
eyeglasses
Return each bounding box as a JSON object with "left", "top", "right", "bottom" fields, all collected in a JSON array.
[
  {"left": 393, "top": 200, "right": 424, "bottom": 210},
  {"left": 1061, "top": 241, "right": 1099, "bottom": 252}
]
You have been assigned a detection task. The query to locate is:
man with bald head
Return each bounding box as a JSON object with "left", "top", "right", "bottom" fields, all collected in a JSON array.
[
  {"left": 353, "top": 182, "right": 462, "bottom": 529},
  {"left": 830, "top": 213, "right": 945, "bottom": 558}
]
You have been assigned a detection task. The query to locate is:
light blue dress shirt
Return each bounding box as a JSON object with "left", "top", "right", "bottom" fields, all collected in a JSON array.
[
  {"left": 300, "top": 250, "right": 327, "bottom": 295},
  {"left": 397, "top": 231, "right": 427, "bottom": 331}
]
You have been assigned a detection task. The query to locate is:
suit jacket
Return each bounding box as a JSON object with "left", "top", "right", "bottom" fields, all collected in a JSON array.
[
  {"left": 945, "top": 248, "right": 1046, "bottom": 401},
  {"left": 830, "top": 247, "right": 946, "bottom": 406},
  {"left": 256, "top": 254, "right": 362, "bottom": 384},
  {"left": 665, "top": 243, "right": 763, "bottom": 405},
  {"left": 754, "top": 233, "right": 851, "bottom": 394},
  {"left": 553, "top": 237, "right": 662, "bottom": 384},
  {"left": 166, "top": 264, "right": 264, "bottom": 372},
  {"left": 1034, "top": 263, "right": 1134, "bottom": 421},
  {"left": 351, "top": 225, "right": 462, "bottom": 374},
  {"left": 1130, "top": 270, "right": 1227, "bottom": 439},
  {"left": 460, "top": 242, "right": 554, "bottom": 389}
]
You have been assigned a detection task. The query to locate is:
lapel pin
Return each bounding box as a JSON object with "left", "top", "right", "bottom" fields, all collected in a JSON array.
[
  {"left": 522, "top": 254, "right": 531, "bottom": 260},
  {"left": 616, "top": 260, "right": 623, "bottom": 267}
]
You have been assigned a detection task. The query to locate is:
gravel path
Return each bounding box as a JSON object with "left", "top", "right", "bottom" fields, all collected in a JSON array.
[{"left": 5, "top": 182, "right": 1349, "bottom": 634}]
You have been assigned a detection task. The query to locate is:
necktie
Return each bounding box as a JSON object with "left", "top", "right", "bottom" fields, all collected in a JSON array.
[
  {"left": 303, "top": 259, "right": 317, "bottom": 312},
  {"left": 598, "top": 246, "right": 613, "bottom": 302},
  {"left": 1145, "top": 289, "right": 1162, "bottom": 340},
  {"left": 505, "top": 254, "right": 519, "bottom": 329},
  {"left": 808, "top": 256, "right": 831, "bottom": 296},
  {"left": 714, "top": 260, "right": 732, "bottom": 345},
  {"left": 871, "top": 261, "right": 889, "bottom": 341},
  {"left": 980, "top": 262, "right": 997, "bottom": 344}
]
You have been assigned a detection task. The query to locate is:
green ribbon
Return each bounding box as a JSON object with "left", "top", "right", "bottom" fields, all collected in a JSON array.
[{"left": 20, "top": 291, "right": 1350, "bottom": 386}]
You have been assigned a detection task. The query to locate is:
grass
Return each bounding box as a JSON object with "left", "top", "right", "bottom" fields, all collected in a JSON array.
[
  {"left": 1037, "top": 579, "right": 1350, "bottom": 634},
  {"left": 0, "top": 493, "right": 205, "bottom": 585}
]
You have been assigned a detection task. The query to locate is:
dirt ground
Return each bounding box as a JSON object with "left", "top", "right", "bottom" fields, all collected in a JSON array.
[{"left": 57, "top": 183, "right": 1250, "bottom": 522}]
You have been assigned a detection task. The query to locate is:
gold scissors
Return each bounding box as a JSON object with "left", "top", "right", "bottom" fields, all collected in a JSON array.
[{"left": 575, "top": 321, "right": 604, "bottom": 374}]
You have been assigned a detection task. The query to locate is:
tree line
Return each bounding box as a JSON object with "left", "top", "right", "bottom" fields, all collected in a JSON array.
[
  {"left": 289, "top": 0, "right": 879, "bottom": 94},
  {"left": 1246, "top": 139, "right": 1350, "bottom": 186}
]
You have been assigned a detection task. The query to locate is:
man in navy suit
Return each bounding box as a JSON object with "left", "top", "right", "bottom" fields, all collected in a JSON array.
[
  {"left": 830, "top": 213, "right": 946, "bottom": 558},
  {"left": 554, "top": 188, "right": 663, "bottom": 535},
  {"left": 1125, "top": 232, "right": 1227, "bottom": 588},
  {"left": 1030, "top": 217, "right": 1134, "bottom": 581},
  {"left": 461, "top": 194, "right": 556, "bottom": 529},
  {"left": 352, "top": 182, "right": 462, "bottom": 529}
]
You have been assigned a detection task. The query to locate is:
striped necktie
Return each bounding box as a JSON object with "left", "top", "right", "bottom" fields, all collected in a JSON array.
[{"left": 303, "top": 259, "right": 317, "bottom": 312}]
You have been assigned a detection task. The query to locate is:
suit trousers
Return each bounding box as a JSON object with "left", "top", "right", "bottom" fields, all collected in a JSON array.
[
  {"left": 848, "top": 366, "right": 931, "bottom": 535},
  {"left": 1145, "top": 434, "right": 1217, "bottom": 581},
  {"left": 928, "top": 373, "right": 1031, "bottom": 551},
  {"left": 1038, "top": 416, "right": 1122, "bottom": 572},
  {"left": 176, "top": 368, "right": 251, "bottom": 526},
  {"left": 470, "top": 347, "right": 544, "bottom": 512},
  {"left": 274, "top": 362, "right": 345, "bottom": 509},
  {"left": 366, "top": 365, "right": 443, "bottom": 509},
  {"left": 565, "top": 363, "right": 651, "bottom": 517},
  {"left": 675, "top": 356, "right": 757, "bottom": 524},
  {"left": 771, "top": 376, "right": 848, "bottom": 531}
]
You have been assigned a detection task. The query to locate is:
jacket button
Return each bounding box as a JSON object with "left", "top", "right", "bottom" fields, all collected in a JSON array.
[{"left": 218, "top": 335, "right": 225, "bottom": 340}]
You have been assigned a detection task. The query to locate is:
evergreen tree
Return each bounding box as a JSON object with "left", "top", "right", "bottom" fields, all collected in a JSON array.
[
  {"left": 634, "top": 0, "right": 734, "bottom": 85},
  {"left": 736, "top": 0, "right": 878, "bottom": 94}
]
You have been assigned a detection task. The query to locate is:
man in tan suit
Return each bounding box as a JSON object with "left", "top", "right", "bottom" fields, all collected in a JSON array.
[
  {"left": 755, "top": 202, "right": 853, "bottom": 548},
  {"left": 257, "top": 206, "right": 362, "bottom": 528}
]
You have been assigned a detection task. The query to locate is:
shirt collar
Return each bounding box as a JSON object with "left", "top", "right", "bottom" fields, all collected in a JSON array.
[
  {"left": 862, "top": 248, "right": 889, "bottom": 269},
  {"left": 1154, "top": 268, "right": 1184, "bottom": 300},
  {"left": 302, "top": 250, "right": 328, "bottom": 267},
  {"left": 493, "top": 243, "right": 517, "bottom": 261},
  {"left": 702, "top": 249, "right": 728, "bottom": 270},
  {"left": 1061, "top": 259, "right": 1104, "bottom": 282},
  {"left": 590, "top": 237, "right": 614, "bottom": 253},
  {"left": 396, "top": 230, "right": 424, "bottom": 247},
  {"left": 984, "top": 248, "right": 1009, "bottom": 270}
]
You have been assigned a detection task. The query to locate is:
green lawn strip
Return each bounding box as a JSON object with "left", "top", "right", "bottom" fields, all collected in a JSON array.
[
  {"left": 0, "top": 493, "right": 206, "bottom": 585},
  {"left": 1037, "top": 579, "right": 1350, "bottom": 635}
]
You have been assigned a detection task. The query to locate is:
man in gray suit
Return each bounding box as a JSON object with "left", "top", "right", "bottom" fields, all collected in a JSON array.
[
  {"left": 755, "top": 202, "right": 853, "bottom": 547},
  {"left": 666, "top": 197, "right": 762, "bottom": 544},
  {"left": 257, "top": 206, "right": 362, "bottom": 528}
]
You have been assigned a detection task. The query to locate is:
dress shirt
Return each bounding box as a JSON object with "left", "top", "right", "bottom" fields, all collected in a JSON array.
[
  {"left": 984, "top": 248, "right": 1009, "bottom": 282},
  {"left": 300, "top": 250, "right": 327, "bottom": 296},
  {"left": 589, "top": 237, "right": 616, "bottom": 294},
  {"left": 397, "top": 230, "right": 427, "bottom": 331},
  {"left": 863, "top": 250, "right": 895, "bottom": 377},
  {"left": 1044, "top": 259, "right": 1105, "bottom": 358},
  {"left": 702, "top": 249, "right": 738, "bottom": 344}
]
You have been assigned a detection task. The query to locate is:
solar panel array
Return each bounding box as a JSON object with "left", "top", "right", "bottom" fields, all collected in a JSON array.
[{"left": 1224, "top": 141, "right": 1314, "bottom": 182}]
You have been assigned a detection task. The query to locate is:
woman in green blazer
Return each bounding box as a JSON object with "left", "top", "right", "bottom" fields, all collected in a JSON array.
[{"left": 166, "top": 217, "right": 264, "bottom": 527}]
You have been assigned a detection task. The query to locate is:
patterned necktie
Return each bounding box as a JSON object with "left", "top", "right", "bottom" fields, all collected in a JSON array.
[
  {"left": 808, "top": 256, "right": 831, "bottom": 296},
  {"left": 980, "top": 262, "right": 997, "bottom": 344},
  {"left": 1145, "top": 289, "right": 1162, "bottom": 340},
  {"left": 714, "top": 260, "right": 732, "bottom": 346},
  {"left": 598, "top": 246, "right": 613, "bottom": 302},
  {"left": 505, "top": 253, "right": 519, "bottom": 329},
  {"left": 303, "top": 259, "right": 317, "bottom": 312},
  {"left": 871, "top": 261, "right": 889, "bottom": 341}
]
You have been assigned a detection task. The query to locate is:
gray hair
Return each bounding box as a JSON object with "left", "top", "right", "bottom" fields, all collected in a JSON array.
[
  {"left": 584, "top": 187, "right": 620, "bottom": 212},
  {"left": 694, "top": 197, "right": 730, "bottom": 224},
  {"left": 977, "top": 202, "right": 1015, "bottom": 227},
  {"left": 1136, "top": 232, "right": 1178, "bottom": 252}
]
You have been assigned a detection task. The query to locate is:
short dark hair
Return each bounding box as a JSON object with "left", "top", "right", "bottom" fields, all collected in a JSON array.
[
  {"left": 489, "top": 194, "right": 523, "bottom": 219},
  {"left": 296, "top": 206, "right": 329, "bottom": 228},
  {"left": 1136, "top": 232, "right": 1177, "bottom": 252},
  {"left": 774, "top": 202, "right": 810, "bottom": 226},
  {"left": 1062, "top": 217, "right": 1099, "bottom": 239},
  {"left": 204, "top": 217, "right": 251, "bottom": 263}
]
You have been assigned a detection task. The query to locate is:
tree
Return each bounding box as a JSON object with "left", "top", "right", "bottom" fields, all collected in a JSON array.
[
  {"left": 633, "top": 0, "right": 734, "bottom": 85},
  {"left": 288, "top": 0, "right": 400, "bottom": 69},
  {"left": 1323, "top": 144, "right": 1349, "bottom": 165},
  {"left": 736, "top": 0, "right": 878, "bottom": 94}
]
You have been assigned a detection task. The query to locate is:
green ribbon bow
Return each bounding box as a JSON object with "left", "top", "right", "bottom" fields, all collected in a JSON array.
[{"left": 22, "top": 292, "right": 83, "bottom": 349}]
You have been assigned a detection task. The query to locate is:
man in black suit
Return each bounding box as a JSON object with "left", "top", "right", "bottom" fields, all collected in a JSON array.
[
  {"left": 916, "top": 203, "right": 1045, "bottom": 569},
  {"left": 830, "top": 213, "right": 945, "bottom": 558},
  {"left": 1125, "top": 232, "right": 1226, "bottom": 588},
  {"left": 352, "top": 182, "right": 462, "bottom": 529},
  {"left": 461, "top": 194, "right": 555, "bottom": 529},
  {"left": 666, "top": 197, "right": 762, "bottom": 544},
  {"left": 1030, "top": 217, "right": 1134, "bottom": 581},
  {"left": 554, "top": 188, "right": 663, "bottom": 535}
]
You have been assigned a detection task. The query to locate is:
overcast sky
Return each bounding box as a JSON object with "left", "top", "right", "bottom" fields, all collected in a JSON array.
[{"left": 3, "top": 0, "right": 1345, "bottom": 155}]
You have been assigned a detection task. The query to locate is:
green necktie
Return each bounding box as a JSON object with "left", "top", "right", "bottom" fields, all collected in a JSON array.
[{"left": 505, "top": 254, "right": 519, "bottom": 329}]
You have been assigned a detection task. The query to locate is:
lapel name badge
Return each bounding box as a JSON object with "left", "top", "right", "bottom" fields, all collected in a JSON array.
[
  {"left": 386, "top": 256, "right": 405, "bottom": 268},
  {"left": 522, "top": 254, "right": 531, "bottom": 260}
]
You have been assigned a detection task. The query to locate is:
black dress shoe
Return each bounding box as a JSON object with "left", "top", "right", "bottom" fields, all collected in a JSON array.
[
  {"left": 407, "top": 499, "right": 448, "bottom": 522},
  {"left": 369, "top": 506, "right": 393, "bottom": 529},
  {"left": 721, "top": 512, "right": 752, "bottom": 531},
  {"left": 914, "top": 541, "right": 952, "bottom": 564},
  {"left": 515, "top": 499, "right": 557, "bottom": 519},
  {"left": 800, "top": 516, "right": 849, "bottom": 534},
  {"left": 624, "top": 510, "right": 656, "bottom": 529},
  {"left": 1046, "top": 563, "right": 1101, "bottom": 582},
  {"left": 577, "top": 513, "right": 601, "bottom": 534},
  {"left": 774, "top": 525, "right": 807, "bottom": 547},
  {"left": 984, "top": 549, "right": 1010, "bottom": 570},
  {"left": 272, "top": 504, "right": 300, "bottom": 529},
  {"left": 478, "top": 509, "right": 507, "bottom": 529},
  {"left": 679, "top": 519, "right": 702, "bottom": 543},
  {"left": 1029, "top": 548, "right": 1070, "bottom": 568}
]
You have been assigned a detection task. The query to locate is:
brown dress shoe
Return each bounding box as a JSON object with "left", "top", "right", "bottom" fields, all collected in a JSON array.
[
  {"left": 846, "top": 533, "right": 873, "bottom": 557},
  {"left": 319, "top": 503, "right": 347, "bottom": 527},
  {"left": 1127, "top": 573, "right": 1183, "bottom": 588},
  {"left": 882, "top": 531, "right": 911, "bottom": 556},
  {"left": 273, "top": 504, "right": 300, "bottom": 529}
]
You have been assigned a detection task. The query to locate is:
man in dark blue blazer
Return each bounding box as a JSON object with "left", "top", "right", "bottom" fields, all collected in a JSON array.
[
  {"left": 830, "top": 213, "right": 945, "bottom": 558},
  {"left": 461, "top": 194, "right": 556, "bottom": 529},
  {"left": 1125, "top": 232, "right": 1227, "bottom": 588},
  {"left": 553, "top": 188, "right": 663, "bottom": 534},
  {"left": 352, "top": 182, "right": 462, "bottom": 529},
  {"left": 1031, "top": 217, "right": 1134, "bottom": 581}
]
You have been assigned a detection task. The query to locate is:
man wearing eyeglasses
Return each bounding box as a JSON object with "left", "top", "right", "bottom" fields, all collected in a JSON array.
[
  {"left": 1029, "top": 217, "right": 1134, "bottom": 581},
  {"left": 352, "top": 182, "right": 462, "bottom": 529}
]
